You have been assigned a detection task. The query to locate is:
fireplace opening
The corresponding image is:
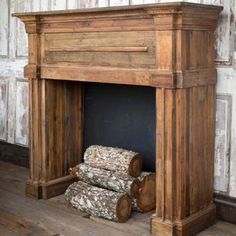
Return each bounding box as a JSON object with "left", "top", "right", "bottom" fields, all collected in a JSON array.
[{"left": 83, "top": 83, "right": 156, "bottom": 172}]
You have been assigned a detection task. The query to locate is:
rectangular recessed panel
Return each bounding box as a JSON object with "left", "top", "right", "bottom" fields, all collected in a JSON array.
[
  {"left": 44, "top": 31, "right": 156, "bottom": 68},
  {"left": 214, "top": 94, "right": 232, "bottom": 193}
]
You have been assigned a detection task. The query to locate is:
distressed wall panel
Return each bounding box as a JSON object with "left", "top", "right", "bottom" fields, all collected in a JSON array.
[
  {"left": 0, "top": 79, "right": 8, "bottom": 141},
  {"left": 215, "top": 67, "right": 236, "bottom": 198},
  {"left": 31, "top": 0, "right": 40, "bottom": 11},
  {"left": 15, "top": 0, "right": 30, "bottom": 57},
  {"left": 50, "top": 0, "right": 67, "bottom": 10},
  {"left": 67, "top": 0, "right": 79, "bottom": 9},
  {"left": 131, "top": 0, "right": 144, "bottom": 5},
  {"left": 210, "top": 0, "right": 234, "bottom": 65},
  {"left": 98, "top": 0, "right": 108, "bottom": 7},
  {"left": 109, "top": 0, "right": 129, "bottom": 6},
  {"left": 39, "top": 0, "right": 50, "bottom": 11},
  {"left": 15, "top": 81, "right": 28, "bottom": 146},
  {"left": 80, "top": 0, "right": 99, "bottom": 8},
  {"left": 7, "top": 76, "right": 16, "bottom": 144},
  {"left": 214, "top": 95, "right": 232, "bottom": 193},
  {"left": 0, "top": 0, "right": 9, "bottom": 57}
]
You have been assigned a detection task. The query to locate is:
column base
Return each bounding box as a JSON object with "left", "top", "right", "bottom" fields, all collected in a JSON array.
[
  {"left": 25, "top": 175, "right": 77, "bottom": 199},
  {"left": 151, "top": 204, "right": 216, "bottom": 236},
  {"left": 25, "top": 180, "right": 42, "bottom": 199}
]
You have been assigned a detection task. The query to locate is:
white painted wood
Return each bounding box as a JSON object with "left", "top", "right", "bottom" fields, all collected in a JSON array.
[
  {"left": 40, "top": 0, "right": 50, "bottom": 11},
  {"left": 216, "top": 67, "right": 236, "bottom": 197},
  {"left": 0, "top": 79, "right": 8, "bottom": 141},
  {"left": 98, "top": 0, "right": 108, "bottom": 7},
  {"left": 15, "top": 0, "right": 31, "bottom": 58},
  {"left": 67, "top": 0, "right": 79, "bottom": 9},
  {"left": 207, "top": 0, "right": 234, "bottom": 65},
  {"left": 7, "top": 75, "right": 17, "bottom": 144},
  {"left": 214, "top": 95, "right": 231, "bottom": 193},
  {"left": 31, "top": 0, "right": 40, "bottom": 11},
  {"left": 131, "top": 0, "right": 143, "bottom": 5},
  {"left": 109, "top": 0, "right": 129, "bottom": 7},
  {"left": 80, "top": 0, "right": 98, "bottom": 8},
  {"left": 0, "top": 0, "right": 9, "bottom": 57},
  {"left": 9, "top": 0, "right": 17, "bottom": 60},
  {"left": 15, "top": 81, "right": 29, "bottom": 146},
  {"left": 50, "top": 0, "right": 67, "bottom": 10}
]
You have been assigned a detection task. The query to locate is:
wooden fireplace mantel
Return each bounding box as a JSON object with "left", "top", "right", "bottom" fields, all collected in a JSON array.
[{"left": 13, "top": 2, "right": 222, "bottom": 236}]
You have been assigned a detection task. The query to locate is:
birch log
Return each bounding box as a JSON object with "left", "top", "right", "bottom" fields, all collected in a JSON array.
[
  {"left": 70, "top": 163, "right": 140, "bottom": 196},
  {"left": 132, "top": 172, "right": 156, "bottom": 212},
  {"left": 84, "top": 145, "right": 143, "bottom": 177},
  {"left": 65, "top": 181, "right": 131, "bottom": 222}
]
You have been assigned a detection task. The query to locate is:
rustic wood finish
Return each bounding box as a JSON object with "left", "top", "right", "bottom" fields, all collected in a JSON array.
[{"left": 13, "top": 2, "right": 222, "bottom": 236}]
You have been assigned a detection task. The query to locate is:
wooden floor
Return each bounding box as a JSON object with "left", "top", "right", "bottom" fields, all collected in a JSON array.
[{"left": 0, "top": 161, "right": 236, "bottom": 236}]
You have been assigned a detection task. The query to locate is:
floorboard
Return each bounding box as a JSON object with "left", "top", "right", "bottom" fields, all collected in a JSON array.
[{"left": 0, "top": 161, "right": 236, "bottom": 236}]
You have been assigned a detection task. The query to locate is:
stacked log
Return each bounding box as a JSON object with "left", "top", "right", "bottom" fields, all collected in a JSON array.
[
  {"left": 65, "top": 145, "right": 156, "bottom": 222},
  {"left": 84, "top": 145, "right": 143, "bottom": 177},
  {"left": 131, "top": 172, "right": 156, "bottom": 212},
  {"left": 66, "top": 181, "right": 131, "bottom": 222},
  {"left": 69, "top": 163, "right": 140, "bottom": 196}
]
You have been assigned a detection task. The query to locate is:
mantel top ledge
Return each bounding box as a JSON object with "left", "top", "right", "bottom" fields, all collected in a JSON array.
[{"left": 12, "top": 2, "right": 222, "bottom": 22}]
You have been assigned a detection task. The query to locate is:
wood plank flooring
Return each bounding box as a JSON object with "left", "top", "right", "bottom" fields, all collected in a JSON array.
[{"left": 0, "top": 161, "right": 236, "bottom": 236}]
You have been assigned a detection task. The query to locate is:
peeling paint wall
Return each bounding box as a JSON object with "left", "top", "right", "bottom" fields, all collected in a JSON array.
[{"left": 0, "top": 0, "right": 236, "bottom": 198}]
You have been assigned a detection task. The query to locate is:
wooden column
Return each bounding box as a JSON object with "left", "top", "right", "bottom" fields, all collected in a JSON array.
[
  {"left": 24, "top": 18, "right": 83, "bottom": 199},
  {"left": 150, "top": 8, "right": 218, "bottom": 236},
  {"left": 152, "top": 86, "right": 216, "bottom": 236},
  {"left": 27, "top": 79, "right": 83, "bottom": 199}
]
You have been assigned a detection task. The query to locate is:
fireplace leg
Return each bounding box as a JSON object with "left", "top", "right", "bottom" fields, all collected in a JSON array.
[
  {"left": 153, "top": 87, "right": 216, "bottom": 235},
  {"left": 26, "top": 78, "right": 83, "bottom": 199}
]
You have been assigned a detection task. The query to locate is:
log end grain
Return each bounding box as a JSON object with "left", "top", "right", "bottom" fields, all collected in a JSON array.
[
  {"left": 116, "top": 194, "right": 132, "bottom": 223},
  {"left": 128, "top": 154, "right": 143, "bottom": 177},
  {"left": 137, "top": 173, "right": 156, "bottom": 212}
]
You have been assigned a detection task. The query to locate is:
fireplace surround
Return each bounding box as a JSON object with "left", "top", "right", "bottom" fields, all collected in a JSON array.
[{"left": 14, "top": 2, "right": 222, "bottom": 236}]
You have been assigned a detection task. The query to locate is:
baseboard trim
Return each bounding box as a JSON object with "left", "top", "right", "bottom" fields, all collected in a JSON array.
[
  {"left": 214, "top": 193, "right": 236, "bottom": 224},
  {"left": 42, "top": 175, "right": 77, "bottom": 199},
  {"left": 0, "top": 141, "right": 29, "bottom": 167}
]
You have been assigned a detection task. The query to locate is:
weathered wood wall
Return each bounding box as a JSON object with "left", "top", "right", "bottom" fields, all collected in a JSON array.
[{"left": 0, "top": 0, "right": 235, "bottom": 198}]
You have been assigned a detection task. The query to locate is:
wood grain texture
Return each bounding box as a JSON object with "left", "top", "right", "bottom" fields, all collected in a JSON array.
[
  {"left": 44, "top": 31, "right": 156, "bottom": 68},
  {"left": 154, "top": 85, "right": 216, "bottom": 235}
]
